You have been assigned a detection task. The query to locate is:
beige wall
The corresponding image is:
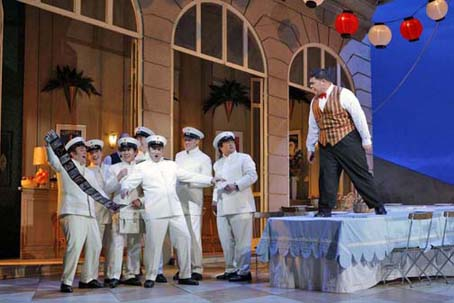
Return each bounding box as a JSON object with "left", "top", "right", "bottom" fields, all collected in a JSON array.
[
  {"left": 129, "top": 0, "right": 377, "bottom": 211},
  {"left": 23, "top": 6, "right": 133, "bottom": 176}
]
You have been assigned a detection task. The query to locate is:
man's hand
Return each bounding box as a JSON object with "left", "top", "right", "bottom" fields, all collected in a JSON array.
[
  {"left": 224, "top": 183, "right": 238, "bottom": 193},
  {"left": 211, "top": 177, "right": 226, "bottom": 185},
  {"left": 120, "top": 188, "right": 129, "bottom": 199},
  {"left": 363, "top": 144, "right": 372, "bottom": 154},
  {"left": 117, "top": 168, "right": 128, "bottom": 182},
  {"left": 131, "top": 199, "right": 142, "bottom": 209},
  {"left": 307, "top": 151, "right": 315, "bottom": 164}
]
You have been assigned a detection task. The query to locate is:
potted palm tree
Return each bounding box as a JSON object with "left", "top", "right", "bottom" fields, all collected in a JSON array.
[
  {"left": 42, "top": 65, "right": 101, "bottom": 112},
  {"left": 203, "top": 79, "right": 250, "bottom": 122}
]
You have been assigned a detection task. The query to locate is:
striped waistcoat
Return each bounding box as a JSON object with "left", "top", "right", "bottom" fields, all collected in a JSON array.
[{"left": 311, "top": 86, "right": 355, "bottom": 147}]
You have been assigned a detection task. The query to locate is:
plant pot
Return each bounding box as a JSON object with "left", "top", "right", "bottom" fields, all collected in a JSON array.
[{"left": 224, "top": 100, "right": 234, "bottom": 122}]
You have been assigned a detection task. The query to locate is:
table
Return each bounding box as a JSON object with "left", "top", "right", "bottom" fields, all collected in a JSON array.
[{"left": 256, "top": 206, "right": 454, "bottom": 293}]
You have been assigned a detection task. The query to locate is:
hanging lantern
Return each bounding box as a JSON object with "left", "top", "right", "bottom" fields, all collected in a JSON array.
[
  {"left": 335, "top": 10, "right": 359, "bottom": 38},
  {"left": 426, "top": 0, "right": 448, "bottom": 22},
  {"left": 303, "top": 0, "right": 324, "bottom": 8},
  {"left": 368, "top": 23, "right": 392, "bottom": 48},
  {"left": 400, "top": 17, "right": 423, "bottom": 42}
]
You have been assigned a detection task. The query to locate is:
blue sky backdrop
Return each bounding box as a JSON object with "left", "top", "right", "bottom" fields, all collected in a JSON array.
[{"left": 372, "top": 0, "right": 454, "bottom": 184}]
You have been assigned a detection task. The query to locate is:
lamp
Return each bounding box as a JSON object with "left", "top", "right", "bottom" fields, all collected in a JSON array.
[
  {"left": 426, "top": 0, "right": 448, "bottom": 22},
  {"left": 335, "top": 10, "right": 359, "bottom": 39},
  {"left": 108, "top": 132, "right": 118, "bottom": 148},
  {"left": 368, "top": 23, "right": 392, "bottom": 48},
  {"left": 303, "top": 0, "right": 324, "bottom": 8},
  {"left": 400, "top": 16, "right": 423, "bottom": 42},
  {"left": 33, "top": 146, "right": 49, "bottom": 187}
]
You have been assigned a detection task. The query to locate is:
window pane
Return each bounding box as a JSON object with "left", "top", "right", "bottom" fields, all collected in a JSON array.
[
  {"left": 113, "top": 0, "right": 137, "bottom": 32},
  {"left": 175, "top": 6, "right": 196, "bottom": 51},
  {"left": 81, "top": 0, "right": 105, "bottom": 22},
  {"left": 227, "top": 11, "right": 243, "bottom": 66},
  {"left": 201, "top": 3, "right": 222, "bottom": 59},
  {"left": 42, "top": 0, "right": 73, "bottom": 11},
  {"left": 248, "top": 30, "right": 264, "bottom": 72},
  {"left": 252, "top": 108, "right": 261, "bottom": 193},
  {"left": 252, "top": 80, "right": 261, "bottom": 104},
  {"left": 307, "top": 47, "right": 321, "bottom": 81},
  {"left": 290, "top": 50, "right": 304, "bottom": 85},
  {"left": 324, "top": 51, "right": 338, "bottom": 83}
]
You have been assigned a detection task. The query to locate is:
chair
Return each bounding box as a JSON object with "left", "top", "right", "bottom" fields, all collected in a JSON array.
[
  {"left": 251, "top": 211, "right": 284, "bottom": 278},
  {"left": 382, "top": 211, "right": 434, "bottom": 286},
  {"left": 431, "top": 211, "right": 454, "bottom": 283}
]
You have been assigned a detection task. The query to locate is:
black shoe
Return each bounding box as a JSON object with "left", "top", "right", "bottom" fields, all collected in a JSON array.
[
  {"left": 229, "top": 272, "right": 252, "bottom": 282},
  {"left": 79, "top": 279, "right": 104, "bottom": 289},
  {"left": 109, "top": 278, "right": 120, "bottom": 288},
  {"left": 173, "top": 271, "right": 179, "bottom": 281},
  {"left": 144, "top": 280, "right": 155, "bottom": 288},
  {"left": 122, "top": 277, "right": 142, "bottom": 286},
  {"left": 104, "top": 278, "right": 111, "bottom": 285},
  {"left": 178, "top": 278, "right": 199, "bottom": 285},
  {"left": 155, "top": 274, "right": 167, "bottom": 283},
  {"left": 314, "top": 211, "right": 332, "bottom": 217},
  {"left": 60, "top": 283, "right": 73, "bottom": 293},
  {"left": 191, "top": 272, "right": 203, "bottom": 281},
  {"left": 216, "top": 272, "right": 238, "bottom": 280},
  {"left": 375, "top": 206, "right": 387, "bottom": 215}
]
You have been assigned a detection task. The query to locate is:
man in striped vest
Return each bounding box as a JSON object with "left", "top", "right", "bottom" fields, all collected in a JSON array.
[{"left": 306, "top": 68, "right": 387, "bottom": 217}]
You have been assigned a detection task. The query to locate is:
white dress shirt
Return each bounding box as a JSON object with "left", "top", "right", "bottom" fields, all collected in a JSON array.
[
  {"left": 121, "top": 158, "right": 212, "bottom": 219},
  {"left": 175, "top": 147, "right": 212, "bottom": 215},
  {"left": 306, "top": 84, "right": 372, "bottom": 152}
]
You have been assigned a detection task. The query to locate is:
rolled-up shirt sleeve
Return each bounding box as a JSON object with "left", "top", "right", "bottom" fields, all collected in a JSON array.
[
  {"left": 341, "top": 89, "right": 372, "bottom": 146},
  {"left": 306, "top": 100, "right": 320, "bottom": 153}
]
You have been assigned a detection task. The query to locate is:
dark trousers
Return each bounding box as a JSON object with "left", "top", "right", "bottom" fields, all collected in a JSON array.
[{"left": 318, "top": 131, "right": 382, "bottom": 211}]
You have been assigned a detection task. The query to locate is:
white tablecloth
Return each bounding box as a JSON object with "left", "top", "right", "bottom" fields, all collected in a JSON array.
[{"left": 257, "top": 206, "right": 454, "bottom": 293}]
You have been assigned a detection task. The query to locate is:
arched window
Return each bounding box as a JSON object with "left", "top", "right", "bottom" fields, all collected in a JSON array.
[
  {"left": 173, "top": 0, "right": 265, "bottom": 77},
  {"left": 17, "top": 0, "right": 141, "bottom": 38},
  {"left": 289, "top": 44, "right": 353, "bottom": 92}
]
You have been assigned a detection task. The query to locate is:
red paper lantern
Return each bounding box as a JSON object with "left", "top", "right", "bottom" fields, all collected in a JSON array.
[
  {"left": 400, "top": 17, "right": 423, "bottom": 42},
  {"left": 335, "top": 10, "right": 359, "bottom": 38}
]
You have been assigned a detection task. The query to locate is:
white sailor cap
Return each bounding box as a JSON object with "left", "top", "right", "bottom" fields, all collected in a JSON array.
[
  {"left": 65, "top": 136, "right": 86, "bottom": 151},
  {"left": 117, "top": 137, "right": 139, "bottom": 149},
  {"left": 146, "top": 135, "right": 167, "bottom": 147},
  {"left": 86, "top": 139, "right": 104, "bottom": 151},
  {"left": 134, "top": 126, "right": 154, "bottom": 138},
  {"left": 182, "top": 127, "right": 204, "bottom": 140},
  {"left": 213, "top": 131, "right": 235, "bottom": 149}
]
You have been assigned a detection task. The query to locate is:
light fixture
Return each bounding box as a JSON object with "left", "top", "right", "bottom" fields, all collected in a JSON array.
[
  {"left": 32, "top": 146, "right": 49, "bottom": 187},
  {"left": 368, "top": 23, "right": 392, "bottom": 48},
  {"left": 303, "top": 0, "right": 324, "bottom": 8},
  {"left": 426, "top": 0, "right": 448, "bottom": 22},
  {"left": 400, "top": 17, "right": 423, "bottom": 42},
  {"left": 335, "top": 10, "right": 359, "bottom": 38},
  {"left": 108, "top": 132, "right": 118, "bottom": 148}
]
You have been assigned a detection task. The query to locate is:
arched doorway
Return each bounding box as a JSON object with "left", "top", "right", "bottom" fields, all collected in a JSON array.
[
  {"left": 288, "top": 43, "right": 354, "bottom": 204},
  {"left": 171, "top": 0, "right": 267, "bottom": 253}
]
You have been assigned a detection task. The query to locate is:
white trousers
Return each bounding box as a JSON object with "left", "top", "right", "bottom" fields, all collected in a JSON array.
[
  {"left": 143, "top": 215, "right": 191, "bottom": 280},
  {"left": 60, "top": 215, "right": 102, "bottom": 285},
  {"left": 107, "top": 220, "right": 142, "bottom": 280},
  {"left": 184, "top": 214, "right": 203, "bottom": 274},
  {"left": 98, "top": 222, "right": 112, "bottom": 277},
  {"left": 217, "top": 212, "right": 252, "bottom": 275}
]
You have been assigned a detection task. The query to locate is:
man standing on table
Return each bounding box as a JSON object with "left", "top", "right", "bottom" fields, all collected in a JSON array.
[
  {"left": 306, "top": 68, "right": 387, "bottom": 217},
  {"left": 212, "top": 131, "right": 258, "bottom": 282},
  {"left": 175, "top": 127, "right": 212, "bottom": 281},
  {"left": 120, "top": 135, "right": 220, "bottom": 288},
  {"left": 46, "top": 136, "right": 104, "bottom": 293},
  {"left": 86, "top": 139, "right": 112, "bottom": 284}
]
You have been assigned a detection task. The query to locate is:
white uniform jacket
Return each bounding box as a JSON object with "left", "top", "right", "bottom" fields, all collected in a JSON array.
[
  {"left": 104, "top": 160, "right": 143, "bottom": 206},
  {"left": 46, "top": 146, "right": 105, "bottom": 218},
  {"left": 88, "top": 164, "right": 112, "bottom": 224},
  {"left": 135, "top": 151, "right": 150, "bottom": 164},
  {"left": 175, "top": 147, "right": 212, "bottom": 215},
  {"left": 121, "top": 158, "right": 212, "bottom": 220},
  {"left": 213, "top": 151, "right": 257, "bottom": 216}
]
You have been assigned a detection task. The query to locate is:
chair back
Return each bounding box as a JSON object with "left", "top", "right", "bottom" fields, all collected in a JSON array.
[
  {"left": 407, "top": 211, "right": 433, "bottom": 250},
  {"left": 441, "top": 211, "right": 454, "bottom": 246}
]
